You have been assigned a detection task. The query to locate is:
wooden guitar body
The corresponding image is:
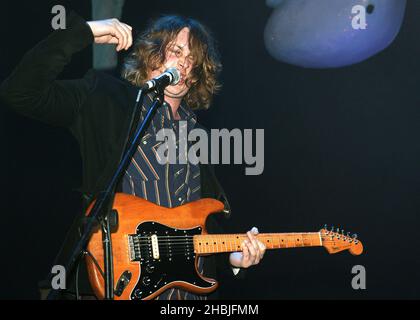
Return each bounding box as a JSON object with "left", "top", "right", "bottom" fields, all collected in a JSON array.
[{"left": 85, "top": 193, "right": 225, "bottom": 300}]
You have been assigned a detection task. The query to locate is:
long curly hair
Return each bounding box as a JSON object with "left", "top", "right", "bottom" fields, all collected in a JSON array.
[{"left": 121, "top": 15, "right": 222, "bottom": 110}]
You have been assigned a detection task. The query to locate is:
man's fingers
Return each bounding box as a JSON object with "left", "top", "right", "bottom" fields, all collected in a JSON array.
[
  {"left": 235, "top": 228, "right": 265, "bottom": 268},
  {"left": 242, "top": 243, "right": 249, "bottom": 261},
  {"left": 245, "top": 239, "right": 257, "bottom": 263},
  {"left": 113, "top": 21, "right": 129, "bottom": 51},
  {"left": 247, "top": 230, "right": 263, "bottom": 264},
  {"left": 108, "top": 37, "right": 119, "bottom": 44},
  {"left": 94, "top": 35, "right": 119, "bottom": 44},
  {"left": 120, "top": 23, "right": 133, "bottom": 49},
  {"left": 116, "top": 21, "right": 131, "bottom": 50},
  {"left": 257, "top": 241, "right": 266, "bottom": 258},
  {"left": 250, "top": 241, "right": 260, "bottom": 264},
  {"left": 247, "top": 231, "right": 260, "bottom": 251},
  {"left": 88, "top": 19, "right": 133, "bottom": 49},
  {"left": 109, "top": 25, "right": 124, "bottom": 51}
]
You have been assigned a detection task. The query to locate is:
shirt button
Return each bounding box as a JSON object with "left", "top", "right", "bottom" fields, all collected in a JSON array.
[
  {"left": 178, "top": 197, "right": 182, "bottom": 202},
  {"left": 143, "top": 140, "right": 147, "bottom": 145}
]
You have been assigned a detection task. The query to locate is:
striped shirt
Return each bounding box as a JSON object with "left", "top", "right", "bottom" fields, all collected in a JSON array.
[{"left": 121, "top": 93, "right": 205, "bottom": 300}]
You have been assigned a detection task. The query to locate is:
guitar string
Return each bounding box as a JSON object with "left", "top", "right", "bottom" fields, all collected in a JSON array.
[
  {"left": 130, "top": 240, "right": 348, "bottom": 251},
  {"left": 132, "top": 238, "right": 351, "bottom": 244},
  {"left": 132, "top": 234, "right": 350, "bottom": 240},
  {"left": 133, "top": 238, "right": 349, "bottom": 245},
  {"left": 132, "top": 245, "right": 318, "bottom": 257},
  {"left": 131, "top": 239, "right": 352, "bottom": 256},
  {"left": 130, "top": 234, "right": 354, "bottom": 249},
  {"left": 132, "top": 236, "right": 328, "bottom": 241},
  {"left": 132, "top": 232, "right": 325, "bottom": 239}
]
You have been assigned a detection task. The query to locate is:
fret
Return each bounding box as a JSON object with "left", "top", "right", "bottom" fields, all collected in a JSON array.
[
  {"left": 274, "top": 235, "right": 280, "bottom": 249},
  {"left": 234, "top": 235, "right": 240, "bottom": 251},
  {"left": 302, "top": 234, "right": 310, "bottom": 246},
  {"left": 286, "top": 235, "right": 292, "bottom": 248},
  {"left": 285, "top": 234, "right": 291, "bottom": 248}
]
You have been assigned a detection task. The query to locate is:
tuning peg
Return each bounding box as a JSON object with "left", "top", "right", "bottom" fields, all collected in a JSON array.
[
  {"left": 341, "top": 229, "right": 345, "bottom": 235},
  {"left": 324, "top": 224, "right": 328, "bottom": 230},
  {"left": 336, "top": 228, "right": 342, "bottom": 239},
  {"left": 331, "top": 225, "right": 335, "bottom": 232},
  {"left": 347, "top": 232, "right": 350, "bottom": 237},
  {"left": 352, "top": 234, "right": 359, "bottom": 243}
]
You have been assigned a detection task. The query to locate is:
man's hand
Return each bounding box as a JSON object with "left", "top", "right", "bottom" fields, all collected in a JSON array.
[
  {"left": 86, "top": 18, "right": 133, "bottom": 51},
  {"left": 229, "top": 227, "right": 266, "bottom": 269}
]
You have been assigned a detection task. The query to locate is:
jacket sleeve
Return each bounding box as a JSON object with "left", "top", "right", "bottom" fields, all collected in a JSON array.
[{"left": 0, "top": 11, "right": 96, "bottom": 127}]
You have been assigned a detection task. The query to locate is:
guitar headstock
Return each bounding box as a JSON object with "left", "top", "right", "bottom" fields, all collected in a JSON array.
[{"left": 320, "top": 225, "right": 363, "bottom": 256}]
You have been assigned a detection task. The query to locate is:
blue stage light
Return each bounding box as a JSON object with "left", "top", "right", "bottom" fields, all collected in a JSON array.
[{"left": 264, "top": 0, "right": 406, "bottom": 68}]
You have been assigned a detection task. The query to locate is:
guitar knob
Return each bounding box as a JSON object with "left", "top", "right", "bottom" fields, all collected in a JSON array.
[
  {"left": 142, "top": 276, "right": 151, "bottom": 286},
  {"left": 146, "top": 264, "right": 155, "bottom": 274},
  {"left": 133, "top": 289, "right": 142, "bottom": 299}
]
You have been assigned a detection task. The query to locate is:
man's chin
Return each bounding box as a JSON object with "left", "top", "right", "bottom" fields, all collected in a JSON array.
[{"left": 165, "top": 86, "right": 189, "bottom": 98}]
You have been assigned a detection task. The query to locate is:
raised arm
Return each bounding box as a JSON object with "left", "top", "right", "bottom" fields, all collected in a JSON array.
[{"left": 0, "top": 11, "right": 132, "bottom": 127}]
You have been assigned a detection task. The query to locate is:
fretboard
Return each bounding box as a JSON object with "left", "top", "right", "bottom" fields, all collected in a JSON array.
[{"left": 193, "top": 233, "right": 323, "bottom": 254}]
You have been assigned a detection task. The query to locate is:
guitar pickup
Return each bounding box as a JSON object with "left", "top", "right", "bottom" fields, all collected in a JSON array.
[{"left": 151, "top": 234, "right": 160, "bottom": 260}]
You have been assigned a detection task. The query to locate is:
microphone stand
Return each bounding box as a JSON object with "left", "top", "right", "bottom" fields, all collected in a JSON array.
[{"left": 47, "top": 86, "right": 164, "bottom": 300}]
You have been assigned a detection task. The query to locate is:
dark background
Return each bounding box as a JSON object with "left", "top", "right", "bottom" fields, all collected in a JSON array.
[{"left": 1, "top": 0, "right": 419, "bottom": 299}]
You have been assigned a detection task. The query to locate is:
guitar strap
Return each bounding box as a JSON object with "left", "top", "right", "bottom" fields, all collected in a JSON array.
[{"left": 199, "top": 163, "right": 231, "bottom": 218}]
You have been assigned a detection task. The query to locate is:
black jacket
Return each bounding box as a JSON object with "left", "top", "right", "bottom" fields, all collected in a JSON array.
[{"left": 0, "top": 11, "right": 240, "bottom": 299}]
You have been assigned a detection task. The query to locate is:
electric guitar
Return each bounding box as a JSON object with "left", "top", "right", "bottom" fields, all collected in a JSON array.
[{"left": 85, "top": 193, "right": 363, "bottom": 300}]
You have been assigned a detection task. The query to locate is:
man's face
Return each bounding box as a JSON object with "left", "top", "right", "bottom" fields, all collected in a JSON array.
[{"left": 149, "top": 27, "right": 195, "bottom": 99}]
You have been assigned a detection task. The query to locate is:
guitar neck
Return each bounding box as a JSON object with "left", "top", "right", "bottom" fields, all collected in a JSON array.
[{"left": 193, "top": 232, "right": 323, "bottom": 254}]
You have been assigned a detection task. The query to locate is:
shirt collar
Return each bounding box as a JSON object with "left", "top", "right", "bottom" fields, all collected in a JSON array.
[
  {"left": 176, "top": 101, "right": 197, "bottom": 124},
  {"left": 142, "top": 92, "right": 197, "bottom": 126}
]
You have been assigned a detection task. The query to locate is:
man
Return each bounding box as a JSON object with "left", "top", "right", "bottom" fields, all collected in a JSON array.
[{"left": 0, "top": 11, "right": 265, "bottom": 300}]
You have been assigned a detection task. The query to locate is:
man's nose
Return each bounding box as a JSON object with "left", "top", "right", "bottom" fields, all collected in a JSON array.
[
  {"left": 177, "top": 58, "right": 185, "bottom": 70},
  {"left": 177, "top": 56, "right": 189, "bottom": 70}
]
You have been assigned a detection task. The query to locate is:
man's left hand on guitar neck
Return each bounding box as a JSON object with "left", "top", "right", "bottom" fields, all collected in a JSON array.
[{"left": 229, "top": 227, "right": 266, "bottom": 271}]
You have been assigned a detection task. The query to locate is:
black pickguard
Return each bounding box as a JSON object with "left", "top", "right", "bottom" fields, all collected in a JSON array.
[{"left": 128, "top": 222, "right": 215, "bottom": 300}]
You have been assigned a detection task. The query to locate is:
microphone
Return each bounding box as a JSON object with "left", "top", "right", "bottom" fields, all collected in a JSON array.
[{"left": 142, "top": 67, "right": 181, "bottom": 91}]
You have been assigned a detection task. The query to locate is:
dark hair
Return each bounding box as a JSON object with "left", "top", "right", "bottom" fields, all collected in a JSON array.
[{"left": 121, "top": 15, "right": 222, "bottom": 110}]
